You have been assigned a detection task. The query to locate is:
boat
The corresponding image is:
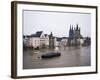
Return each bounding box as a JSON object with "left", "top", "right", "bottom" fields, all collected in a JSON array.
[{"left": 41, "top": 52, "right": 61, "bottom": 59}]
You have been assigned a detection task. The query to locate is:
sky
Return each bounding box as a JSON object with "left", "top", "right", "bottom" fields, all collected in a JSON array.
[{"left": 23, "top": 10, "right": 91, "bottom": 37}]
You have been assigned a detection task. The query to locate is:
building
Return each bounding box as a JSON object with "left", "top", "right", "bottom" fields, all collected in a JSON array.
[
  {"left": 44, "top": 34, "right": 49, "bottom": 47},
  {"left": 54, "top": 37, "right": 58, "bottom": 47},
  {"left": 23, "top": 35, "right": 32, "bottom": 48},
  {"left": 54, "top": 37, "right": 68, "bottom": 47},
  {"left": 49, "top": 32, "right": 55, "bottom": 49},
  {"left": 30, "top": 34, "right": 40, "bottom": 48},
  {"left": 23, "top": 24, "right": 90, "bottom": 49},
  {"left": 31, "top": 31, "right": 50, "bottom": 48},
  {"left": 35, "top": 31, "right": 45, "bottom": 48},
  {"left": 82, "top": 37, "right": 91, "bottom": 46},
  {"left": 23, "top": 31, "right": 50, "bottom": 49},
  {"left": 61, "top": 37, "right": 68, "bottom": 47},
  {"left": 67, "top": 24, "right": 81, "bottom": 46}
]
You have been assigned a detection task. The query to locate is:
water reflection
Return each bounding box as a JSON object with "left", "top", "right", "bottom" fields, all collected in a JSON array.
[{"left": 23, "top": 46, "right": 90, "bottom": 69}]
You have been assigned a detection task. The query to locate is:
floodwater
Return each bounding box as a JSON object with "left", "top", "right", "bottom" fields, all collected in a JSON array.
[{"left": 23, "top": 46, "right": 91, "bottom": 69}]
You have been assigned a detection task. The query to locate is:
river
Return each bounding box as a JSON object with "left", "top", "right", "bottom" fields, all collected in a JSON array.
[{"left": 23, "top": 46, "right": 91, "bottom": 69}]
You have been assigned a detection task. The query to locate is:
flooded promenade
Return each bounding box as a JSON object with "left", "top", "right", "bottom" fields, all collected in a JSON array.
[{"left": 23, "top": 46, "right": 91, "bottom": 69}]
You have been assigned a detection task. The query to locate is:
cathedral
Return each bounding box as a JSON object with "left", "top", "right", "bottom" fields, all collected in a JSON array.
[{"left": 67, "top": 24, "right": 81, "bottom": 46}]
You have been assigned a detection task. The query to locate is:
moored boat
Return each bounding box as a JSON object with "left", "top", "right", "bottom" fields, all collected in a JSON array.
[{"left": 41, "top": 52, "right": 61, "bottom": 59}]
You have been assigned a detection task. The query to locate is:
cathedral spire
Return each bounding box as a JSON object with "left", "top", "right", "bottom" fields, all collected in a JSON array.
[
  {"left": 50, "top": 32, "right": 53, "bottom": 37},
  {"left": 70, "top": 24, "right": 72, "bottom": 31},
  {"left": 76, "top": 24, "right": 78, "bottom": 30},
  {"left": 72, "top": 25, "right": 73, "bottom": 31}
]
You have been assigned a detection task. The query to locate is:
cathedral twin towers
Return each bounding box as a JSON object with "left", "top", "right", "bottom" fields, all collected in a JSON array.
[{"left": 68, "top": 24, "right": 81, "bottom": 46}]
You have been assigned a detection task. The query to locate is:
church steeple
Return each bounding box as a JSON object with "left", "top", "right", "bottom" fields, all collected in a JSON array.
[
  {"left": 49, "top": 32, "right": 53, "bottom": 38},
  {"left": 72, "top": 25, "right": 73, "bottom": 31},
  {"left": 76, "top": 24, "right": 79, "bottom": 30},
  {"left": 69, "top": 24, "right": 74, "bottom": 40},
  {"left": 68, "top": 24, "right": 81, "bottom": 46},
  {"left": 70, "top": 24, "right": 72, "bottom": 31}
]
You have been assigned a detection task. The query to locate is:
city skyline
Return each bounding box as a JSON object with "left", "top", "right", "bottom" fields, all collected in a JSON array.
[{"left": 23, "top": 10, "right": 91, "bottom": 37}]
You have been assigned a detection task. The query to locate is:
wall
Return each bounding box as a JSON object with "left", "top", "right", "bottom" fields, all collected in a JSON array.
[{"left": 0, "top": 0, "right": 100, "bottom": 80}]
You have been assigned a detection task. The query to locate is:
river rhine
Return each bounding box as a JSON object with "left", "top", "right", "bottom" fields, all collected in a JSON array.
[{"left": 23, "top": 46, "right": 91, "bottom": 69}]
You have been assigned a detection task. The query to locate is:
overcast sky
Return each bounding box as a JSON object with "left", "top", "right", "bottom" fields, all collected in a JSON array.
[{"left": 23, "top": 10, "right": 91, "bottom": 37}]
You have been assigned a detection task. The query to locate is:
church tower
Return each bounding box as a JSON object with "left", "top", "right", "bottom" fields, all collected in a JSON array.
[
  {"left": 68, "top": 24, "right": 81, "bottom": 46},
  {"left": 74, "top": 24, "right": 81, "bottom": 46},
  {"left": 69, "top": 25, "right": 74, "bottom": 40},
  {"left": 75, "top": 24, "right": 80, "bottom": 39},
  {"left": 49, "top": 32, "right": 54, "bottom": 49},
  {"left": 68, "top": 25, "right": 74, "bottom": 46}
]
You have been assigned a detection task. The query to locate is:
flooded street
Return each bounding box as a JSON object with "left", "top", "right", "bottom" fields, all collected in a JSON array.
[{"left": 23, "top": 46, "right": 91, "bottom": 69}]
